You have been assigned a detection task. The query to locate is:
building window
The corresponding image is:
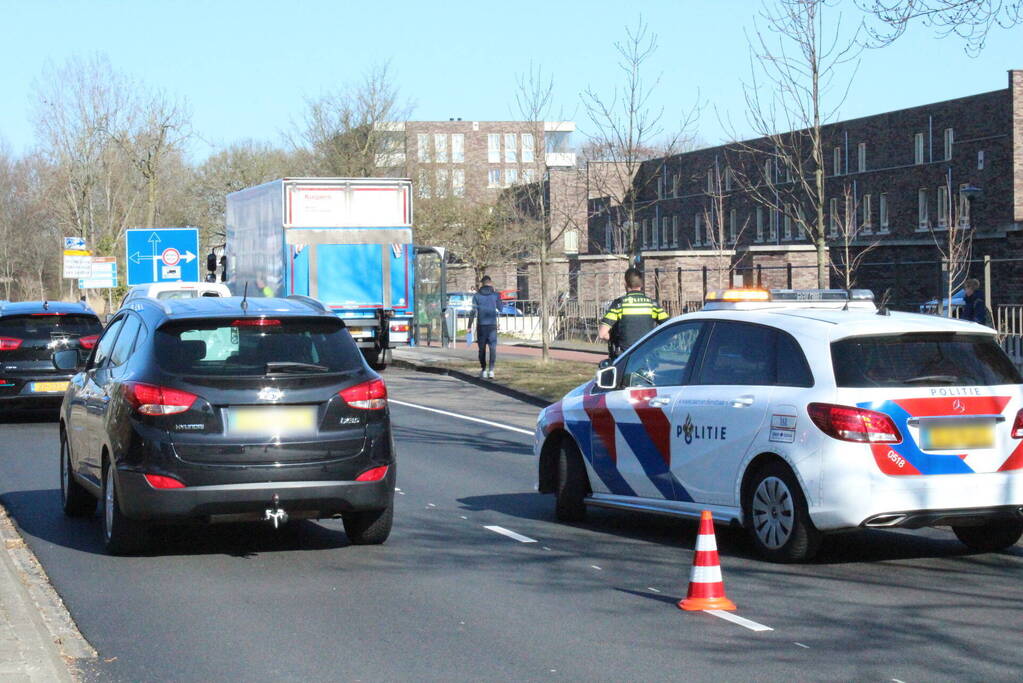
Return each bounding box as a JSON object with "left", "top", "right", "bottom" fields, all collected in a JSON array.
[
  {"left": 487, "top": 168, "right": 500, "bottom": 188},
  {"left": 783, "top": 207, "right": 792, "bottom": 241},
  {"left": 523, "top": 168, "right": 536, "bottom": 184},
  {"left": 918, "top": 188, "right": 929, "bottom": 229},
  {"left": 706, "top": 168, "right": 714, "bottom": 193},
  {"left": 435, "top": 169, "right": 449, "bottom": 197},
  {"left": 862, "top": 193, "right": 873, "bottom": 232},
  {"left": 488, "top": 134, "right": 501, "bottom": 163},
  {"left": 729, "top": 209, "right": 737, "bottom": 244},
  {"left": 452, "top": 134, "right": 464, "bottom": 163},
  {"left": 651, "top": 217, "right": 660, "bottom": 248},
  {"left": 943, "top": 128, "right": 954, "bottom": 161},
  {"left": 694, "top": 214, "right": 702, "bottom": 246},
  {"left": 672, "top": 173, "right": 680, "bottom": 197},
  {"left": 829, "top": 198, "right": 839, "bottom": 237},
  {"left": 959, "top": 184, "right": 971, "bottom": 228},
  {"left": 755, "top": 206, "right": 764, "bottom": 242},
  {"left": 505, "top": 168, "right": 518, "bottom": 186},
  {"left": 833, "top": 147, "right": 842, "bottom": 176},
  {"left": 452, "top": 169, "right": 465, "bottom": 197},
  {"left": 914, "top": 132, "right": 925, "bottom": 165},
  {"left": 672, "top": 215, "right": 679, "bottom": 246},
  {"left": 937, "top": 185, "right": 948, "bottom": 228},
  {"left": 724, "top": 169, "right": 733, "bottom": 191},
  {"left": 785, "top": 165, "right": 793, "bottom": 183},
  {"left": 434, "top": 134, "right": 448, "bottom": 163},
  {"left": 564, "top": 230, "right": 579, "bottom": 254},
  {"left": 978, "top": 150, "right": 985, "bottom": 170},
  {"left": 661, "top": 217, "right": 669, "bottom": 248},
  {"left": 763, "top": 160, "right": 772, "bottom": 185},
  {"left": 880, "top": 193, "right": 889, "bottom": 233},
  {"left": 858, "top": 143, "right": 866, "bottom": 173},
  {"left": 770, "top": 209, "right": 779, "bottom": 241},
  {"left": 417, "top": 134, "right": 430, "bottom": 163},
  {"left": 504, "top": 133, "right": 517, "bottom": 163},
  {"left": 521, "top": 133, "right": 534, "bottom": 163},
  {"left": 657, "top": 176, "right": 665, "bottom": 200},
  {"left": 604, "top": 220, "right": 613, "bottom": 253},
  {"left": 417, "top": 169, "right": 430, "bottom": 198}
]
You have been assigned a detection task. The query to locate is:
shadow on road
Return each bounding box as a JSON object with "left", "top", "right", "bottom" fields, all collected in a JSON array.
[{"left": 0, "top": 408, "right": 60, "bottom": 424}]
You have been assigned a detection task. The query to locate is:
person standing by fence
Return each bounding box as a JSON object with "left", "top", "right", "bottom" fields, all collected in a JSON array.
[
  {"left": 468, "top": 275, "right": 502, "bottom": 378},
  {"left": 962, "top": 278, "right": 989, "bottom": 326},
  {"left": 598, "top": 267, "right": 668, "bottom": 359}
]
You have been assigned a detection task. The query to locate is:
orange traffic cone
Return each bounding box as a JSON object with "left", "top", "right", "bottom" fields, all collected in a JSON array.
[{"left": 678, "top": 510, "right": 736, "bottom": 611}]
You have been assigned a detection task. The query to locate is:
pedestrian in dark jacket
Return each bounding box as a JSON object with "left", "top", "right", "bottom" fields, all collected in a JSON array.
[
  {"left": 468, "top": 276, "right": 502, "bottom": 378},
  {"left": 961, "top": 278, "right": 988, "bottom": 326}
]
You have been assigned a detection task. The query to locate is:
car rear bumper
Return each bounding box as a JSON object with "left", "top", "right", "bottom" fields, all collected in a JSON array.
[{"left": 115, "top": 469, "right": 393, "bottom": 521}]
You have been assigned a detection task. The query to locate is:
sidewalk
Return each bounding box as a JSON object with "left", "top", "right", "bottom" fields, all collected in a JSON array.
[{"left": 0, "top": 508, "right": 82, "bottom": 682}]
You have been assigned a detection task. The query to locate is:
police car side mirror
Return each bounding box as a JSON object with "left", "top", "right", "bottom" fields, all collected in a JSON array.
[
  {"left": 52, "top": 349, "right": 80, "bottom": 372},
  {"left": 595, "top": 366, "right": 618, "bottom": 390}
]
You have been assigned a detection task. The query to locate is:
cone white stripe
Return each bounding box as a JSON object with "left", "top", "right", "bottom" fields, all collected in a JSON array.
[
  {"left": 690, "top": 564, "right": 723, "bottom": 584},
  {"left": 695, "top": 533, "right": 717, "bottom": 552}
]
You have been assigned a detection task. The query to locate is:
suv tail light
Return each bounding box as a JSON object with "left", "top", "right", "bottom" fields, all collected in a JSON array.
[
  {"left": 78, "top": 334, "right": 99, "bottom": 349},
  {"left": 1012, "top": 409, "right": 1023, "bottom": 438},
  {"left": 144, "top": 474, "right": 186, "bottom": 489},
  {"left": 0, "top": 337, "right": 23, "bottom": 351},
  {"left": 339, "top": 378, "right": 387, "bottom": 410},
  {"left": 807, "top": 402, "right": 902, "bottom": 444},
  {"left": 123, "top": 382, "right": 198, "bottom": 416},
  {"left": 355, "top": 465, "right": 389, "bottom": 482}
]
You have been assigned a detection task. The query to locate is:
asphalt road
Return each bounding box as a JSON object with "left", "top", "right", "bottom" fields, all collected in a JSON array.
[{"left": 1, "top": 368, "right": 1022, "bottom": 681}]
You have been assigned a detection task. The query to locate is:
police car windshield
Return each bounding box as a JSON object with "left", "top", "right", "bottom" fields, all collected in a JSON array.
[
  {"left": 832, "top": 333, "right": 1021, "bottom": 388},
  {"left": 154, "top": 317, "right": 362, "bottom": 376}
]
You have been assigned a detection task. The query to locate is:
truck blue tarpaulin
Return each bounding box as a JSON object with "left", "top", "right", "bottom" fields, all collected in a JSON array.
[{"left": 225, "top": 177, "right": 414, "bottom": 366}]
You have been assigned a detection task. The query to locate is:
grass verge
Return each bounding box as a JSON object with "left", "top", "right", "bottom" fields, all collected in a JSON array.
[{"left": 428, "top": 356, "right": 595, "bottom": 403}]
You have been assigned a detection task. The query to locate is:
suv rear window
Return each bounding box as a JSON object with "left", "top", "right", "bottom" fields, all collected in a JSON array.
[
  {"left": 832, "top": 333, "right": 1021, "bottom": 387},
  {"left": 0, "top": 314, "right": 102, "bottom": 340},
  {"left": 154, "top": 317, "right": 363, "bottom": 376}
]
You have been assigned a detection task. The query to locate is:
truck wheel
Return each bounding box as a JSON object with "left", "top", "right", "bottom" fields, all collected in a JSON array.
[
  {"left": 743, "top": 461, "right": 820, "bottom": 563},
  {"left": 555, "top": 439, "right": 589, "bottom": 522},
  {"left": 953, "top": 519, "right": 1023, "bottom": 552}
]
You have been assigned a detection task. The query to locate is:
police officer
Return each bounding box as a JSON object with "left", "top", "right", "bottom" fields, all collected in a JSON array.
[{"left": 598, "top": 267, "right": 668, "bottom": 358}]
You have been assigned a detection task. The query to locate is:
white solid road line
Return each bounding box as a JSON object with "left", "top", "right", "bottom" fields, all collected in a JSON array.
[
  {"left": 484, "top": 525, "right": 537, "bottom": 543},
  {"left": 389, "top": 399, "right": 534, "bottom": 436},
  {"left": 704, "top": 610, "right": 774, "bottom": 632}
]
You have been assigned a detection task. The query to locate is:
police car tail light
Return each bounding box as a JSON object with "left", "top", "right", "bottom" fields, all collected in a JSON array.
[
  {"left": 1012, "top": 410, "right": 1023, "bottom": 438},
  {"left": 339, "top": 378, "right": 387, "bottom": 410},
  {"left": 0, "top": 337, "right": 23, "bottom": 351},
  {"left": 123, "top": 382, "right": 198, "bottom": 416},
  {"left": 807, "top": 403, "right": 902, "bottom": 444}
]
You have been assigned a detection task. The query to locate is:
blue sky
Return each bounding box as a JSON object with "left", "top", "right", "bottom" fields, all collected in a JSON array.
[{"left": 1, "top": 0, "right": 1019, "bottom": 160}]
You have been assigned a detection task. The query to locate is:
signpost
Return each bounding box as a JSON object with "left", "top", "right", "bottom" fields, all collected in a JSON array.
[
  {"left": 125, "top": 228, "right": 200, "bottom": 285},
  {"left": 62, "top": 250, "right": 92, "bottom": 279},
  {"left": 78, "top": 257, "right": 118, "bottom": 289},
  {"left": 63, "top": 236, "right": 86, "bottom": 251}
]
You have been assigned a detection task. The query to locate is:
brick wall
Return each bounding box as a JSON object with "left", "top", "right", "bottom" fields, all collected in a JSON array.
[{"left": 1013, "top": 70, "right": 1023, "bottom": 223}]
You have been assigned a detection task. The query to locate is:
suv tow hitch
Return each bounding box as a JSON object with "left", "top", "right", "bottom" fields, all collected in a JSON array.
[{"left": 264, "top": 494, "right": 289, "bottom": 529}]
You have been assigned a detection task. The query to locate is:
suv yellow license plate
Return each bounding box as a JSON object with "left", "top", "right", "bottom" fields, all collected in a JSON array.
[
  {"left": 31, "top": 381, "right": 69, "bottom": 393},
  {"left": 921, "top": 421, "right": 995, "bottom": 450},
  {"left": 227, "top": 406, "right": 317, "bottom": 437}
]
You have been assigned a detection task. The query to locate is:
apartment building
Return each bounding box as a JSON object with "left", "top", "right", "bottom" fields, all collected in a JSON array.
[{"left": 586, "top": 69, "right": 1023, "bottom": 306}]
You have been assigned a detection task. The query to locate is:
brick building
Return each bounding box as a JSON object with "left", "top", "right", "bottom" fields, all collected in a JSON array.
[{"left": 587, "top": 69, "right": 1023, "bottom": 308}]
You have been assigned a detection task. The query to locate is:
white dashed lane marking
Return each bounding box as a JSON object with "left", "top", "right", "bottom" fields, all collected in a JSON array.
[
  {"left": 484, "top": 525, "right": 537, "bottom": 543},
  {"left": 704, "top": 610, "right": 773, "bottom": 632}
]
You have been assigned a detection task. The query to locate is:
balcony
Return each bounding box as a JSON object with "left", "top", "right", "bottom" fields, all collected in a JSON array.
[{"left": 545, "top": 152, "right": 576, "bottom": 167}]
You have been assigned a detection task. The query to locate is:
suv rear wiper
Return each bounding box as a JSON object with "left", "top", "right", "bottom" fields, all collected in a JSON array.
[{"left": 265, "top": 361, "right": 330, "bottom": 374}]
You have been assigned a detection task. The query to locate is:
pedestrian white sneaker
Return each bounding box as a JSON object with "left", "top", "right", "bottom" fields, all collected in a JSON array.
[
  {"left": 487, "top": 370, "right": 495, "bottom": 379},
  {"left": 479, "top": 370, "right": 488, "bottom": 379}
]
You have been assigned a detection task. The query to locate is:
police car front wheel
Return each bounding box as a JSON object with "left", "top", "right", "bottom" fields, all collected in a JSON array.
[
  {"left": 555, "top": 439, "right": 589, "bottom": 522},
  {"left": 744, "top": 462, "right": 820, "bottom": 563}
]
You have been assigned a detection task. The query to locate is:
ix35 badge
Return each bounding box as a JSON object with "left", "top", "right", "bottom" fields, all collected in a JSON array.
[
  {"left": 677, "top": 414, "right": 727, "bottom": 444},
  {"left": 258, "top": 386, "right": 284, "bottom": 402}
]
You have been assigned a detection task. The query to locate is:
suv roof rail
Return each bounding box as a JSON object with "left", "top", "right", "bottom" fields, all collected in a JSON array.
[{"left": 286, "top": 295, "right": 329, "bottom": 313}]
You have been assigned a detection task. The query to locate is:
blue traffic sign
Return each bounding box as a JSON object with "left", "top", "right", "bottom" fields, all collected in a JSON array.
[{"left": 125, "top": 228, "right": 200, "bottom": 285}]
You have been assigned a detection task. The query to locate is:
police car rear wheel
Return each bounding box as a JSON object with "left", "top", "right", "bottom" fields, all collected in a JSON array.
[
  {"left": 745, "top": 462, "right": 820, "bottom": 563},
  {"left": 555, "top": 440, "right": 589, "bottom": 522},
  {"left": 952, "top": 519, "right": 1023, "bottom": 553}
]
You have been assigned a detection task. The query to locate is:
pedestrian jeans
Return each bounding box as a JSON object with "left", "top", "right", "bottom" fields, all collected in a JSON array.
[{"left": 476, "top": 324, "right": 497, "bottom": 370}]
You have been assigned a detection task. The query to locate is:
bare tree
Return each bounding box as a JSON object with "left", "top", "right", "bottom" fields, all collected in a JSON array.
[
  {"left": 580, "top": 17, "right": 699, "bottom": 269},
  {"left": 829, "top": 183, "right": 883, "bottom": 289},
  {"left": 728, "top": 0, "right": 860, "bottom": 288},
  {"left": 701, "top": 161, "right": 751, "bottom": 289},
  {"left": 294, "top": 62, "right": 413, "bottom": 177},
  {"left": 857, "top": 0, "right": 1022, "bottom": 53},
  {"left": 930, "top": 174, "right": 974, "bottom": 316}
]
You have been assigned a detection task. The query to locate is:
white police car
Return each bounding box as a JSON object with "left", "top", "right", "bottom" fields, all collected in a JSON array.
[{"left": 535, "top": 289, "right": 1023, "bottom": 562}]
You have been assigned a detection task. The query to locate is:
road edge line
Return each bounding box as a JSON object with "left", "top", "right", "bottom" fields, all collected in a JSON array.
[
  {"left": 389, "top": 399, "right": 535, "bottom": 436},
  {"left": 0, "top": 504, "right": 97, "bottom": 662}
]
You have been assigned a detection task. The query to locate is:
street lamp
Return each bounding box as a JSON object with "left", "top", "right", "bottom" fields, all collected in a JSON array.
[{"left": 960, "top": 184, "right": 982, "bottom": 228}]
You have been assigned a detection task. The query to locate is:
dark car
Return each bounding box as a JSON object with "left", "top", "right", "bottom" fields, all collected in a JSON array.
[
  {"left": 0, "top": 301, "right": 102, "bottom": 414},
  {"left": 57, "top": 295, "right": 396, "bottom": 554}
]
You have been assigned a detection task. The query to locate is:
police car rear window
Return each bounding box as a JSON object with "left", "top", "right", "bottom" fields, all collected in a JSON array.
[{"left": 831, "top": 333, "right": 1021, "bottom": 387}]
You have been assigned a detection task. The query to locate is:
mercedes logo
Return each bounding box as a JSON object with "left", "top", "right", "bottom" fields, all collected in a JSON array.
[
  {"left": 258, "top": 387, "right": 284, "bottom": 402},
  {"left": 952, "top": 399, "right": 966, "bottom": 414}
]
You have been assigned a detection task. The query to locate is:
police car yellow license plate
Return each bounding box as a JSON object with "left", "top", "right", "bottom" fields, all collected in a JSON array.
[
  {"left": 227, "top": 406, "right": 317, "bottom": 437},
  {"left": 31, "top": 381, "right": 69, "bottom": 393},
  {"left": 921, "top": 421, "right": 995, "bottom": 450}
]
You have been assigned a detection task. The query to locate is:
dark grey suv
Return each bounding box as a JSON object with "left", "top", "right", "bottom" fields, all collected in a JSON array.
[{"left": 57, "top": 295, "right": 395, "bottom": 554}]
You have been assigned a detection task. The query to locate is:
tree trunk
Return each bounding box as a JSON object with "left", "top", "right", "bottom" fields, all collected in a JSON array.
[
  {"left": 145, "top": 172, "right": 157, "bottom": 228},
  {"left": 538, "top": 238, "right": 551, "bottom": 362}
]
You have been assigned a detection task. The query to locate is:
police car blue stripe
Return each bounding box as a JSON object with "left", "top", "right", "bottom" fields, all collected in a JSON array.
[
  {"left": 565, "top": 418, "right": 637, "bottom": 497},
  {"left": 615, "top": 422, "right": 693, "bottom": 501}
]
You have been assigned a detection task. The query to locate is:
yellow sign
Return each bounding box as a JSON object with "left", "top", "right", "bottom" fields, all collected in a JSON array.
[{"left": 62, "top": 249, "right": 91, "bottom": 257}]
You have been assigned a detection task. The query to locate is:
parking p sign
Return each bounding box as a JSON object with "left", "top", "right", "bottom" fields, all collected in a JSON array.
[{"left": 125, "top": 228, "right": 200, "bottom": 285}]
